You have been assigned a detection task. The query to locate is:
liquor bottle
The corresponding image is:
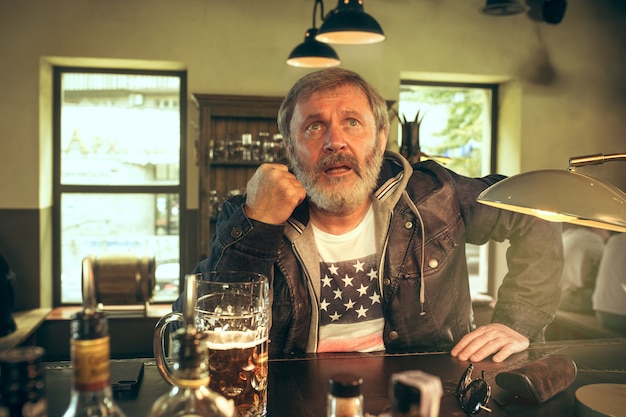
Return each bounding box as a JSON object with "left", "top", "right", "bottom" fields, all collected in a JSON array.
[
  {"left": 148, "top": 274, "right": 234, "bottom": 417},
  {"left": 0, "top": 346, "right": 48, "bottom": 417},
  {"left": 327, "top": 373, "right": 364, "bottom": 417},
  {"left": 61, "top": 257, "right": 125, "bottom": 417},
  {"left": 61, "top": 310, "right": 125, "bottom": 417}
]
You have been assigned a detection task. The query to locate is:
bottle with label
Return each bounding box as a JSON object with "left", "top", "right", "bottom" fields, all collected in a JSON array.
[
  {"left": 0, "top": 346, "right": 48, "bottom": 417},
  {"left": 327, "top": 373, "right": 364, "bottom": 417},
  {"left": 61, "top": 310, "right": 125, "bottom": 417},
  {"left": 148, "top": 274, "right": 234, "bottom": 417}
]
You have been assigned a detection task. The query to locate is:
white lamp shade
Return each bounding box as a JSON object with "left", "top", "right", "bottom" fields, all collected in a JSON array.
[{"left": 477, "top": 169, "right": 626, "bottom": 233}]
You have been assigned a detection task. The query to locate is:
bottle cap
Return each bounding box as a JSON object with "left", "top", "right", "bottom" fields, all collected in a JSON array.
[
  {"left": 70, "top": 311, "right": 109, "bottom": 340},
  {"left": 329, "top": 373, "right": 363, "bottom": 398}
]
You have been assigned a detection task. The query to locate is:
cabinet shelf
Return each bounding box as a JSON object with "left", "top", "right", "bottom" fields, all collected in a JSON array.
[{"left": 192, "top": 94, "right": 284, "bottom": 259}]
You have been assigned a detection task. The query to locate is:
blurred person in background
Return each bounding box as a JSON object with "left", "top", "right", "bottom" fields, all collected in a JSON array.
[
  {"left": 559, "top": 225, "right": 610, "bottom": 313},
  {"left": 592, "top": 232, "right": 626, "bottom": 334}
]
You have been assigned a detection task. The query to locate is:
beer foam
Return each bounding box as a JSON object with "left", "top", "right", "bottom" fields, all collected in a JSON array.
[{"left": 205, "top": 330, "right": 268, "bottom": 349}]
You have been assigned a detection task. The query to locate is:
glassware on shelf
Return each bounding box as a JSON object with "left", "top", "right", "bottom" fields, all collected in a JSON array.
[
  {"left": 241, "top": 133, "right": 253, "bottom": 161},
  {"left": 227, "top": 136, "right": 244, "bottom": 161},
  {"left": 263, "top": 134, "right": 286, "bottom": 163},
  {"left": 256, "top": 132, "right": 269, "bottom": 162},
  {"left": 211, "top": 139, "right": 228, "bottom": 161},
  {"left": 208, "top": 190, "right": 221, "bottom": 220}
]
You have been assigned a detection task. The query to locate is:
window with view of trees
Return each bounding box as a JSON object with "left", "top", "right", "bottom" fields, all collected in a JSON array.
[
  {"left": 398, "top": 80, "right": 497, "bottom": 294},
  {"left": 53, "top": 68, "right": 186, "bottom": 305}
]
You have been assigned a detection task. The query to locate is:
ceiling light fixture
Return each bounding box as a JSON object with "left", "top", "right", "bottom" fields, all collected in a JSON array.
[
  {"left": 287, "top": 0, "right": 341, "bottom": 68},
  {"left": 316, "top": 0, "right": 385, "bottom": 45},
  {"left": 481, "top": 0, "right": 529, "bottom": 16},
  {"left": 477, "top": 153, "right": 626, "bottom": 232}
]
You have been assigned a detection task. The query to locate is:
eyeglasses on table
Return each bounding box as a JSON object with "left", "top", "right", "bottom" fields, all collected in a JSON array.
[{"left": 456, "top": 363, "right": 492, "bottom": 415}]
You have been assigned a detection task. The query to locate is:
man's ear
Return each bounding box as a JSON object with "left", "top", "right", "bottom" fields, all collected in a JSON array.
[{"left": 379, "top": 129, "right": 389, "bottom": 152}]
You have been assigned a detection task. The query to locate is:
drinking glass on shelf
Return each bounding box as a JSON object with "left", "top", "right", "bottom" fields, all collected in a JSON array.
[
  {"left": 241, "top": 133, "right": 252, "bottom": 161},
  {"left": 228, "top": 137, "right": 245, "bottom": 161},
  {"left": 212, "top": 139, "right": 229, "bottom": 161},
  {"left": 263, "top": 134, "right": 285, "bottom": 163},
  {"left": 208, "top": 190, "right": 221, "bottom": 220}
]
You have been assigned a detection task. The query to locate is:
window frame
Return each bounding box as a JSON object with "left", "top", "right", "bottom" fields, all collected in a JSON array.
[
  {"left": 399, "top": 79, "right": 499, "bottom": 294},
  {"left": 52, "top": 66, "right": 187, "bottom": 306}
]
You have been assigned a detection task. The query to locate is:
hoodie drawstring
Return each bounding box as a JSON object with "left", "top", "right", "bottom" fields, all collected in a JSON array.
[{"left": 401, "top": 192, "right": 427, "bottom": 316}]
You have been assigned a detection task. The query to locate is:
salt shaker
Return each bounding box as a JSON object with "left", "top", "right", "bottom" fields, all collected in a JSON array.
[{"left": 327, "top": 373, "right": 364, "bottom": 417}]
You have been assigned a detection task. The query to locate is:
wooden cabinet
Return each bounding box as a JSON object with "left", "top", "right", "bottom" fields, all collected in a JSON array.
[{"left": 192, "top": 94, "right": 285, "bottom": 259}]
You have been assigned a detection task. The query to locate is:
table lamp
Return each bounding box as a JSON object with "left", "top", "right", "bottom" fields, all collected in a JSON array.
[{"left": 477, "top": 153, "right": 626, "bottom": 232}]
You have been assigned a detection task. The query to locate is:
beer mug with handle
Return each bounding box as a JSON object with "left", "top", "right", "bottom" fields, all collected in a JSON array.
[{"left": 154, "top": 271, "right": 270, "bottom": 417}]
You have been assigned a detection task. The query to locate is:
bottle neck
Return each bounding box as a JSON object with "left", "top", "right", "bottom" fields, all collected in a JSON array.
[{"left": 168, "top": 331, "right": 211, "bottom": 388}]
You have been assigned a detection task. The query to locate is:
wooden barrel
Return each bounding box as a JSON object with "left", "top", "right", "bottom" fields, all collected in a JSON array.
[{"left": 88, "top": 254, "right": 155, "bottom": 305}]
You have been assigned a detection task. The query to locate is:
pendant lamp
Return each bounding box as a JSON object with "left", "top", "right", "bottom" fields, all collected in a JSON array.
[
  {"left": 477, "top": 153, "right": 626, "bottom": 232},
  {"left": 287, "top": 0, "right": 341, "bottom": 68},
  {"left": 316, "top": 0, "right": 385, "bottom": 45}
]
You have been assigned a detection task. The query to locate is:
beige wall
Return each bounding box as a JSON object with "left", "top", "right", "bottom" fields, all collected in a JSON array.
[{"left": 0, "top": 0, "right": 624, "bottom": 308}]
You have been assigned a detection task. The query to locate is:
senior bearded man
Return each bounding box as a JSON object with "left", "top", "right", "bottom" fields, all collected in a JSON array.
[{"left": 175, "top": 68, "right": 563, "bottom": 363}]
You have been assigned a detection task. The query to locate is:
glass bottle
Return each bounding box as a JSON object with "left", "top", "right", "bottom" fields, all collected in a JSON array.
[
  {"left": 0, "top": 346, "right": 48, "bottom": 417},
  {"left": 61, "top": 311, "right": 125, "bottom": 417},
  {"left": 148, "top": 328, "right": 234, "bottom": 417},
  {"left": 327, "top": 373, "right": 364, "bottom": 417}
]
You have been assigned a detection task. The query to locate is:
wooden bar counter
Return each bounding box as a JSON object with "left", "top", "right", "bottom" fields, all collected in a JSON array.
[{"left": 43, "top": 338, "right": 626, "bottom": 417}]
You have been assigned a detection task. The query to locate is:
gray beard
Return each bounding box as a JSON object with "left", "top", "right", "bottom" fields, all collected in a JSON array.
[{"left": 289, "top": 148, "right": 383, "bottom": 215}]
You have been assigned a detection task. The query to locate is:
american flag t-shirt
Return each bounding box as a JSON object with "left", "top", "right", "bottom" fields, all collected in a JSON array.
[
  {"left": 317, "top": 254, "right": 385, "bottom": 352},
  {"left": 313, "top": 206, "right": 385, "bottom": 352}
]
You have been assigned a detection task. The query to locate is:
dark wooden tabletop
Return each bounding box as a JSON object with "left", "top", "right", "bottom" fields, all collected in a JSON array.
[{"left": 43, "top": 338, "right": 626, "bottom": 417}]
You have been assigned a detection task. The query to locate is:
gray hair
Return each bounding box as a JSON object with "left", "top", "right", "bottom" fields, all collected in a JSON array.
[{"left": 277, "top": 68, "right": 389, "bottom": 151}]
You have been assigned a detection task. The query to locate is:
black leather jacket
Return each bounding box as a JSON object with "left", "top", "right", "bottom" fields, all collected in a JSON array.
[{"left": 181, "top": 151, "right": 564, "bottom": 358}]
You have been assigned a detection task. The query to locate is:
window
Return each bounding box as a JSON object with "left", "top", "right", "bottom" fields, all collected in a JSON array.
[
  {"left": 398, "top": 81, "right": 497, "bottom": 294},
  {"left": 53, "top": 68, "right": 186, "bottom": 305}
]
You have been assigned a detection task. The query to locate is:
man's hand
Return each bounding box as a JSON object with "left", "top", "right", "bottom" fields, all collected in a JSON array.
[
  {"left": 244, "top": 164, "right": 307, "bottom": 225},
  {"left": 450, "top": 323, "right": 530, "bottom": 363}
]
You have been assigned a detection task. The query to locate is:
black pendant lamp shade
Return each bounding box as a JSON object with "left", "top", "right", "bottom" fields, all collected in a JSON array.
[
  {"left": 287, "top": 0, "right": 342, "bottom": 68},
  {"left": 316, "top": 0, "right": 385, "bottom": 45},
  {"left": 287, "top": 28, "right": 341, "bottom": 68}
]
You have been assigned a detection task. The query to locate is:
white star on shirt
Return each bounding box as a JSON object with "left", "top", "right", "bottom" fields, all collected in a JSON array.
[
  {"left": 329, "top": 311, "right": 342, "bottom": 321},
  {"left": 353, "top": 259, "right": 364, "bottom": 273},
  {"left": 344, "top": 299, "right": 356, "bottom": 310},
  {"left": 321, "top": 274, "right": 333, "bottom": 288},
  {"left": 333, "top": 288, "right": 343, "bottom": 299},
  {"left": 321, "top": 299, "right": 330, "bottom": 311},
  {"left": 367, "top": 268, "right": 378, "bottom": 281},
  {"left": 342, "top": 274, "right": 354, "bottom": 287},
  {"left": 356, "top": 305, "right": 369, "bottom": 318},
  {"left": 357, "top": 283, "right": 369, "bottom": 297},
  {"left": 369, "top": 292, "right": 381, "bottom": 305},
  {"left": 328, "top": 263, "right": 339, "bottom": 275}
]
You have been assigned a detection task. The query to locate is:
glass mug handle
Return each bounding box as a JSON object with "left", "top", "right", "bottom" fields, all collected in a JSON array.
[{"left": 153, "top": 311, "right": 184, "bottom": 386}]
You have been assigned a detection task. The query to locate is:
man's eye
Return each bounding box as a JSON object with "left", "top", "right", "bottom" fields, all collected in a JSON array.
[
  {"left": 307, "top": 122, "right": 321, "bottom": 132},
  {"left": 348, "top": 119, "right": 359, "bottom": 127}
]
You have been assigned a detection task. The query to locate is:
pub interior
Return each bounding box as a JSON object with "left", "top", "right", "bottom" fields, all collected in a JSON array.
[{"left": 0, "top": 1, "right": 625, "bottom": 416}]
